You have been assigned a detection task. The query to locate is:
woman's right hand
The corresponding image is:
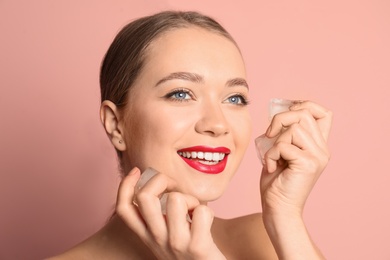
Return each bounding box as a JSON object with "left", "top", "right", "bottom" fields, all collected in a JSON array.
[{"left": 116, "top": 167, "right": 226, "bottom": 260}]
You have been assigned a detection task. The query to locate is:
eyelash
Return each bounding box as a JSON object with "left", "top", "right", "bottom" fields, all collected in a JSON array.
[
  {"left": 226, "top": 93, "right": 250, "bottom": 106},
  {"left": 164, "top": 88, "right": 193, "bottom": 102},
  {"left": 164, "top": 88, "right": 250, "bottom": 106}
]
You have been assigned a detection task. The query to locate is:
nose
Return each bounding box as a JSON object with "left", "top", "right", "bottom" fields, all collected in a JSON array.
[{"left": 195, "top": 103, "right": 229, "bottom": 137}]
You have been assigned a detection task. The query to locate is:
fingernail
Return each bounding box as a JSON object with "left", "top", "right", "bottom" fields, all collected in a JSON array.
[
  {"left": 129, "top": 167, "right": 140, "bottom": 176},
  {"left": 290, "top": 100, "right": 304, "bottom": 110}
]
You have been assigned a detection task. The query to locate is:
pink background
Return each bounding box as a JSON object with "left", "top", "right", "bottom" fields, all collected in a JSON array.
[{"left": 1, "top": 0, "right": 389, "bottom": 259}]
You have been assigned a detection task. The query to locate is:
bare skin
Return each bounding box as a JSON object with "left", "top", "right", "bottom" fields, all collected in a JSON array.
[
  {"left": 49, "top": 25, "right": 331, "bottom": 259},
  {"left": 50, "top": 213, "right": 278, "bottom": 260}
]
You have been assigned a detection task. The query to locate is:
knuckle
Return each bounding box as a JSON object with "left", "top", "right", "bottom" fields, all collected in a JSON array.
[
  {"left": 136, "top": 190, "right": 151, "bottom": 203},
  {"left": 270, "top": 113, "right": 280, "bottom": 123},
  {"left": 305, "top": 153, "right": 328, "bottom": 173},
  {"left": 197, "top": 205, "right": 214, "bottom": 217},
  {"left": 150, "top": 232, "right": 166, "bottom": 247},
  {"left": 325, "top": 109, "right": 333, "bottom": 117},
  {"left": 168, "top": 238, "right": 185, "bottom": 254},
  {"left": 299, "top": 109, "right": 312, "bottom": 121},
  {"left": 289, "top": 123, "right": 301, "bottom": 132},
  {"left": 302, "top": 156, "right": 318, "bottom": 173},
  {"left": 166, "top": 192, "right": 185, "bottom": 206},
  {"left": 275, "top": 140, "right": 287, "bottom": 150},
  {"left": 167, "top": 191, "right": 183, "bottom": 202},
  {"left": 320, "top": 150, "right": 331, "bottom": 166}
]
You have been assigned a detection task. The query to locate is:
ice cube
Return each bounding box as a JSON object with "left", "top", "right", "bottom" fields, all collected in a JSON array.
[
  {"left": 134, "top": 167, "right": 167, "bottom": 214},
  {"left": 134, "top": 167, "right": 192, "bottom": 222},
  {"left": 256, "top": 98, "right": 296, "bottom": 163},
  {"left": 255, "top": 134, "right": 278, "bottom": 165},
  {"left": 135, "top": 167, "right": 159, "bottom": 192},
  {"left": 268, "top": 98, "right": 295, "bottom": 120}
]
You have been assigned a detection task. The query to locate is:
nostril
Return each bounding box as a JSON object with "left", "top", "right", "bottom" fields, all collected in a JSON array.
[
  {"left": 194, "top": 106, "right": 230, "bottom": 136},
  {"left": 195, "top": 120, "right": 229, "bottom": 136}
]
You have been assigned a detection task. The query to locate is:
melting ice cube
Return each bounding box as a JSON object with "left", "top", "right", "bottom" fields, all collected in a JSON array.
[
  {"left": 255, "top": 99, "right": 296, "bottom": 164},
  {"left": 134, "top": 167, "right": 168, "bottom": 214},
  {"left": 134, "top": 167, "right": 191, "bottom": 222}
]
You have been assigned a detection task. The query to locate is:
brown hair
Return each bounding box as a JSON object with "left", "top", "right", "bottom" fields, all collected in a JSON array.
[{"left": 100, "top": 10, "right": 238, "bottom": 108}]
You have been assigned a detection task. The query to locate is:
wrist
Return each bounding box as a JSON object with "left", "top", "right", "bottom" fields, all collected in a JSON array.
[
  {"left": 262, "top": 212, "right": 324, "bottom": 260},
  {"left": 262, "top": 210, "right": 305, "bottom": 239},
  {"left": 262, "top": 205, "right": 303, "bottom": 225}
]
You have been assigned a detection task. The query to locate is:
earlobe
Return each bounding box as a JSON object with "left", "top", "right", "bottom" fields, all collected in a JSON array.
[{"left": 100, "top": 100, "right": 127, "bottom": 151}]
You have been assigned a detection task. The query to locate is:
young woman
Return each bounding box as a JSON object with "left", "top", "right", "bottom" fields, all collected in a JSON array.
[{"left": 51, "top": 10, "right": 332, "bottom": 259}]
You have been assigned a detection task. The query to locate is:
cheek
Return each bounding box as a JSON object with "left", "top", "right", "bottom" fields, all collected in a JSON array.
[
  {"left": 127, "top": 103, "right": 196, "bottom": 148},
  {"left": 149, "top": 105, "right": 195, "bottom": 137},
  {"left": 125, "top": 104, "right": 198, "bottom": 172},
  {"left": 229, "top": 111, "right": 252, "bottom": 149}
]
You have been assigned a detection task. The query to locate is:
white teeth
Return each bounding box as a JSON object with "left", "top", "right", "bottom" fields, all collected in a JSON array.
[
  {"left": 204, "top": 152, "right": 212, "bottom": 161},
  {"left": 199, "top": 160, "right": 218, "bottom": 165},
  {"left": 178, "top": 151, "right": 227, "bottom": 162}
]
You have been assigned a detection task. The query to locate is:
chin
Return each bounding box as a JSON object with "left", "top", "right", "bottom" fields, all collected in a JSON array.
[{"left": 185, "top": 185, "right": 226, "bottom": 204}]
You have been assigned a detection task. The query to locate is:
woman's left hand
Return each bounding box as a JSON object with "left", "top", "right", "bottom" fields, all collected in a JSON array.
[{"left": 260, "top": 101, "right": 333, "bottom": 217}]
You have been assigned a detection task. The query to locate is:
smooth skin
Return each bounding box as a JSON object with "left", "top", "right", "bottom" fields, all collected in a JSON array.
[{"left": 49, "top": 27, "right": 332, "bottom": 259}]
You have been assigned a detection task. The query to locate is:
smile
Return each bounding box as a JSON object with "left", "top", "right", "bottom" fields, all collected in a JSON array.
[{"left": 177, "top": 146, "right": 231, "bottom": 174}]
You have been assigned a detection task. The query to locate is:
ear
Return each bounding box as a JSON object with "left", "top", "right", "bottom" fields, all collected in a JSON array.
[{"left": 100, "top": 100, "right": 127, "bottom": 151}]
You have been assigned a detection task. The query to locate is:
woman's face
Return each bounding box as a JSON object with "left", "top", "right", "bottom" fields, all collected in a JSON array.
[{"left": 121, "top": 27, "right": 252, "bottom": 202}]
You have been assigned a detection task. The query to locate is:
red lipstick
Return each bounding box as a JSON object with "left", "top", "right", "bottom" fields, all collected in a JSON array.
[{"left": 177, "top": 146, "right": 231, "bottom": 174}]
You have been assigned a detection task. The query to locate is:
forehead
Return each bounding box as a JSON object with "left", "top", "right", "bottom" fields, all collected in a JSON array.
[{"left": 139, "top": 27, "right": 246, "bottom": 80}]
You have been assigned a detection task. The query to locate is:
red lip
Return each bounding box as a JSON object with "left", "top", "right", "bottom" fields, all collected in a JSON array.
[
  {"left": 178, "top": 146, "right": 231, "bottom": 154},
  {"left": 177, "top": 146, "right": 231, "bottom": 174}
]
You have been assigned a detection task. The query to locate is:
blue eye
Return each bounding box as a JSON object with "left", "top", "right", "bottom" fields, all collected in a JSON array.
[
  {"left": 164, "top": 89, "right": 192, "bottom": 102},
  {"left": 173, "top": 91, "right": 190, "bottom": 100},
  {"left": 226, "top": 95, "right": 248, "bottom": 105}
]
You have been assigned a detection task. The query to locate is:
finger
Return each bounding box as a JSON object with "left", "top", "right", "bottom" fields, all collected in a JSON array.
[
  {"left": 135, "top": 172, "right": 173, "bottom": 242},
  {"left": 290, "top": 101, "right": 329, "bottom": 119},
  {"left": 267, "top": 109, "right": 326, "bottom": 149},
  {"left": 116, "top": 167, "right": 148, "bottom": 237},
  {"left": 165, "top": 192, "right": 193, "bottom": 252},
  {"left": 290, "top": 101, "right": 333, "bottom": 141},
  {"left": 135, "top": 171, "right": 178, "bottom": 198},
  {"left": 190, "top": 205, "right": 214, "bottom": 246},
  {"left": 265, "top": 124, "right": 315, "bottom": 170},
  {"left": 265, "top": 123, "right": 327, "bottom": 173},
  {"left": 275, "top": 123, "right": 324, "bottom": 153},
  {"left": 265, "top": 122, "right": 330, "bottom": 173},
  {"left": 265, "top": 141, "right": 304, "bottom": 173}
]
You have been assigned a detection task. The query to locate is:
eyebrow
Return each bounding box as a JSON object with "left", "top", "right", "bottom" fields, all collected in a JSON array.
[
  {"left": 155, "top": 72, "right": 204, "bottom": 87},
  {"left": 155, "top": 71, "right": 249, "bottom": 89},
  {"left": 226, "top": 78, "right": 249, "bottom": 89}
]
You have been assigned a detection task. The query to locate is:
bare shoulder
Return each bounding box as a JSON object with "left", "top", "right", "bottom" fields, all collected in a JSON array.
[
  {"left": 44, "top": 239, "right": 96, "bottom": 260},
  {"left": 44, "top": 223, "right": 112, "bottom": 260},
  {"left": 45, "top": 216, "right": 154, "bottom": 260},
  {"left": 213, "top": 213, "right": 278, "bottom": 260}
]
